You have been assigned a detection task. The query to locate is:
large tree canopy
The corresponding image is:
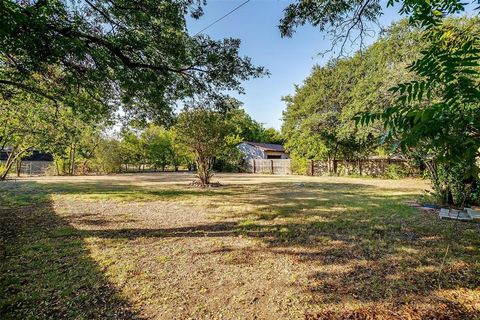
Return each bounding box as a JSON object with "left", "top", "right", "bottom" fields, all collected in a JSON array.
[
  {"left": 0, "top": 0, "right": 266, "bottom": 122},
  {"left": 280, "top": 0, "right": 480, "bottom": 205},
  {"left": 282, "top": 20, "right": 423, "bottom": 171}
]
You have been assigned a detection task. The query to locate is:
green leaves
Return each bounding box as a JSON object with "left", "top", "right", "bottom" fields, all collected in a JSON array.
[
  {"left": 0, "top": 0, "right": 266, "bottom": 123},
  {"left": 284, "top": 20, "right": 425, "bottom": 163},
  {"left": 379, "top": 18, "right": 480, "bottom": 164}
]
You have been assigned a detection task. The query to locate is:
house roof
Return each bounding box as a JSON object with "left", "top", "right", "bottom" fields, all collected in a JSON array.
[
  {"left": 244, "top": 142, "right": 285, "bottom": 152},
  {"left": 0, "top": 149, "right": 53, "bottom": 161}
]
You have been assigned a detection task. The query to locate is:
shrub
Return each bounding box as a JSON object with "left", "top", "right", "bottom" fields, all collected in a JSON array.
[
  {"left": 290, "top": 156, "right": 309, "bottom": 175},
  {"left": 426, "top": 160, "right": 480, "bottom": 207},
  {"left": 384, "top": 164, "right": 407, "bottom": 180}
]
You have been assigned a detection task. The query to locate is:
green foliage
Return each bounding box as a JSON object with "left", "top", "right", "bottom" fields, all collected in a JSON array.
[
  {"left": 0, "top": 91, "right": 65, "bottom": 179},
  {"left": 175, "top": 108, "right": 231, "bottom": 185},
  {"left": 279, "top": 0, "right": 479, "bottom": 204},
  {"left": 280, "top": 0, "right": 382, "bottom": 53},
  {"left": 223, "top": 102, "right": 284, "bottom": 145},
  {"left": 290, "top": 155, "right": 310, "bottom": 175},
  {"left": 384, "top": 164, "right": 407, "bottom": 180},
  {"left": 424, "top": 159, "right": 480, "bottom": 206},
  {"left": 282, "top": 20, "right": 421, "bottom": 173},
  {"left": 141, "top": 125, "right": 174, "bottom": 171},
  {"left": 360, "top": 17, "right": 480, "bottom": 205},
  {"left": 0, "top": 0, "right": 266, "bottom": 122},
  {"left": 91, "top": 138, "right": 123, "bottom": 174}
]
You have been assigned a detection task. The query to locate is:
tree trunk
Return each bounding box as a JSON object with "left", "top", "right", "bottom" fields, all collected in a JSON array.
[
  {"left": 0, "top": 150, "right": 16, "bottom": 180},
  {"left": 16, "top": 159, "right": 22, "bottom": 177},
  {"left": 55, "top": 159, "right": 60, "bottom": 176},
  {"left": 69, "top": 143, "right": 76, "bottom": 175},
  {"left": 196, "top": 156, "right": 213, "bottom": 186},
  {"left": 0, "top": 146, "right": 31, "bottom": 180},
  {"left": 82, "top": 160, "right": 89, "bottom": 175}
]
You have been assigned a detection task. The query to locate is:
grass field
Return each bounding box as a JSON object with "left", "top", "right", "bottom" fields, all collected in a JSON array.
[{"left": 1, "top": 173, "right": 479, "bottom": 319}]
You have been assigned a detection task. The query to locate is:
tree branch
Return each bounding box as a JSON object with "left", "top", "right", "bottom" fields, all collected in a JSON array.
[{"left": 0, "top": 79, "right": 59, "bottom": 103}]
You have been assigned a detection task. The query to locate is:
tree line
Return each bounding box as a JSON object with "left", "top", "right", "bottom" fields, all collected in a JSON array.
[
  {"left": 1, "top": 0, "right": 479, "bottom": 200},
  {"left": 0, "top": 95, "right": 282, "bottom": 184}
]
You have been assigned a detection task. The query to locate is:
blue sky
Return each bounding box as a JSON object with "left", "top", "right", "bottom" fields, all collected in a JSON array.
[{"left": 186, "top": 0, "right": 403, "bottom": 130}]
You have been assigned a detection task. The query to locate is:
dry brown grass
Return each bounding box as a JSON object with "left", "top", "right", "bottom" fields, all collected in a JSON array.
[{"left": 1, "top": 173, "right": 479, "bottom": 319}]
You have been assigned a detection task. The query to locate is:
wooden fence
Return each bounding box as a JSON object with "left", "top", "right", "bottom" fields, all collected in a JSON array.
[
  {"left": 2, "top": 160, "right": 53, "bottom": 176},
  {"left": 245, "top": 158, "right": 418, "bottom": 176},
  {"left": 307, "top": 158, "right": 418, "bottom": 176},
  {"left": 245, "top": 159, "right": 292, "bottom": 175}
]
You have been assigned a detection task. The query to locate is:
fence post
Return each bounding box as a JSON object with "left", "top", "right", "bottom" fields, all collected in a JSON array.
[
  {"left": 271, "top": 160, "right": 274, "bottom": 174},
  {"left": 309, "top": 160, "right": 314, "bottom": 176},
  {"left": 253, "top": 159, "right": 256, "bottom": 173}
]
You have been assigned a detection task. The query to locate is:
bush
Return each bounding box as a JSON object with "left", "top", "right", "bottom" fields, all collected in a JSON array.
[
  {"left": 290, "top": 156, "right": 309, "bottom": 175},
  {"left": 213, "top": 146, "right": 244, "bottom": 172},
  {"left": 426, "top": 160, "right": 480, "bottom": 207},
  {"left": 384, "top": 164, "right": 407, "bottom": 180}
]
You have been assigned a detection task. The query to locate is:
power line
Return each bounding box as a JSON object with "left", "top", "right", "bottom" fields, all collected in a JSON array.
[{"left": 193, "top": 0, "right": 251, "bottom": 36}]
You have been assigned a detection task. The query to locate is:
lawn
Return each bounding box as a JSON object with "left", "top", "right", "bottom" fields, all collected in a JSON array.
[{"left": 1, "top": 173, "right": 479, "bottom": 319}]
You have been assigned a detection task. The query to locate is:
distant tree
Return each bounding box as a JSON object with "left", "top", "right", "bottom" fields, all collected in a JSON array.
[
  {"left": 169, "top": 129, "right": 194, "bottom": 171},
  {"left": 91, "top": 137, "right": 123, "bottom": 174},
  {"left": 210, "top": 102, "right": 285, "bottom": 172},
  {"left": 141, "top": 125, "right": 174, "bottom": 171},
  {"left": 119, "top": 129, "right": 144, "bottom": 170},
  {"left": 260, "top": 128, "right": 284, "bottom": 145},
  {"left": 175, "top": 108, "right": 230, "bottom": 185}
]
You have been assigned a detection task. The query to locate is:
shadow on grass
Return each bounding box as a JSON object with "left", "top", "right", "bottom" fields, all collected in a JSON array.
[
  {"left": 0, "top": 191, "right": 142, "bottom": 319},
  {"left": 69, "top": 180, "right": 479, "bottom": 317},
  {"left": 36, "top": 181, "right": 234, "bottom": 201},
  {"left": 1, "top": 178, "right": 479, "bottom": 319}
]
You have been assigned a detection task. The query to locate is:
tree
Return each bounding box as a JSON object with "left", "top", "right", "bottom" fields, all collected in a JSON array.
[
  {"left": 280, "top": 0, "right": 480, "bottom": 204},
  {"left": 175, "top": 108, "right": 230, "bottom": 185},
  {"left": 141, "top": 125, "right": 174, "bottom": 171},
  {"left": 0, "top": 93, "right": 59, "bottom": 179},
  {"left": 0, "top": 88, "right": 114, "bottom": 179},
  {"left": 282, "top": 21, "right": 421, "bottom": 174},
  {"left": 1, "top": 0, "right": 266, "bottom": 123},
  {"left": 362, "top": 17, "right": 480, "bottom": 205},
  {"left": 169, "top": 129, "right": 194, "bottom": 171},
  {"left": 261, "top": 128, "right": 284, "bottom": 145},
  {"left": 119, "top": 129, "right": 144, "bottom": 171},
  {"left": 209, "top": 101, "right": 285, "bottom": 172},
  {"left": 90, "top": 137, "right": 123, "bottom": 174}
]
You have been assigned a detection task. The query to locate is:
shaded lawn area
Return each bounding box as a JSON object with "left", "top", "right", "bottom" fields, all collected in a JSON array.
[{"left": 0, "top": 173, "right": 479, "bottom": 319}]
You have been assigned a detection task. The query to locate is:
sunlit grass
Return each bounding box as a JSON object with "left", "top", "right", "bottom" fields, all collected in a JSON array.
[{"left": 1, "top": 173, "right": 479, "bottom": 319}]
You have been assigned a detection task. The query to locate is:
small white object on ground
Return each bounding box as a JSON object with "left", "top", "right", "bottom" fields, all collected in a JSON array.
[
  {"left": 439, "top": 208, "right": 478, "bottom": 221},
  {"left": 465, "top": 208, "right": 480, "bottom": 220}
]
